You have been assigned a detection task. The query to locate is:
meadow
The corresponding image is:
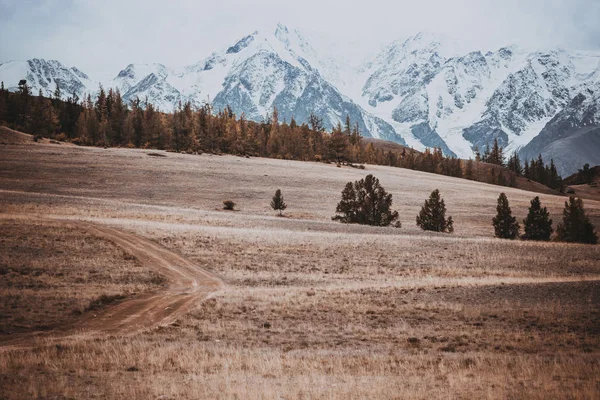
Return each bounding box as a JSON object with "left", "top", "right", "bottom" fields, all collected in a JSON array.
[{"left": 0, "top": 135, "right": 599, "bottom": 399}]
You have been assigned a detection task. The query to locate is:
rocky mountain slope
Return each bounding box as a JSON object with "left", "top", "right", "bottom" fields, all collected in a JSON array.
[
  {"left": 519, "top": 84, "right": 600, "bottom": 176},
  {"left": 1, "top": 25, "right": 599, "bottom": 174}
]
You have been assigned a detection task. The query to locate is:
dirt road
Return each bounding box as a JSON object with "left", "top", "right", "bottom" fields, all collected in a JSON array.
[{"left": 0, "top": 217, "right": 224, "bottom": 348}]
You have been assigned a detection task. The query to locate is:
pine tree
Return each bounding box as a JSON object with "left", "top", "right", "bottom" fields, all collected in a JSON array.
[
  {"left": 270, "top": 189, "right": 287, "bottom": 216},
  {"left": 332, "top": 174, "right": 399, "bottom": 226},
  {"left": 556, "top": 197, "right": 598, "bottom": 244},
  {"left": 522, "top": 197, "right": 553, "bottom": 241},
  {"left": 507, "top": 151, "right": 522, "bottom": 175},
  {"left": 488, "top": 138, "right": 504, "bottom": 166},
  {"left": 53, "top": 83, "right": 62, "bottom": 102},
  {"left": 28, "top": 96, "right": 59, "bottom": 137},
  {"left": 416, "top": 189, "right": 454, "bottom": 233},
  {"left": 474, "top": 146, "right": 481, "bottom": 163},
  {"left": 492, "top": 193, "right": 520, "bottom": 239}
]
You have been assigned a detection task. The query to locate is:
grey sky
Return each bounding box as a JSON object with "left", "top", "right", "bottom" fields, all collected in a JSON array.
[{"left": 1, "top": 0, "right": 599, "bottom": 80}]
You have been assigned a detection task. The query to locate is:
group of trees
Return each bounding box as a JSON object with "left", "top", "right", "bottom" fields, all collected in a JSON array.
[
  {"left": 0, "top": 82, "right": 480, "bottom": 185},
  {"left": 493, "top": 193, "right": 597, "bottom": 244},
  {"left": 0, "top": 80, "right": 578, "bottom": 194},
  {"left": 332, "top": 175, "right": 453, "bottom": 233},
  {"left": 331, "top": 174, "right": 597, "bottom": 244},
  {"left": 477, "top": 138, "right": 563, "bottom": 190}
]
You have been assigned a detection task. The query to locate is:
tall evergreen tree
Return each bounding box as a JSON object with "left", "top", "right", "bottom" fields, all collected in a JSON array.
[
  {"left": 332, "top": 174, "right": 399, "bottom": 226},
  {"left": 488, "top": 138, "right": 504, "bottom": 166},
  {"left": 522, "top": 197, "right": 553, "bottom": 241},
  {"left": 270, "top": 189, "right": 287, "bottom": 216},
  {"left": 556, "top": 197, "right": 598, "bottom": 244},
  {"left": 507, "top": 151, "right": 522, "bottom": 175},
  {"left": 416, "top": 189, "right": 454, "bottom": 233},
  {"left": 492, "top": 193, "right": 520, "bottom": 239}
]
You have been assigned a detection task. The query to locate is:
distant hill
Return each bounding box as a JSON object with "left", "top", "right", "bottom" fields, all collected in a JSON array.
[
  {"left": 364, "top": 137, "right": 559, "bottom": 196},
  {"left": 563, "top": 165, "right": 600, "bottom": 202}
]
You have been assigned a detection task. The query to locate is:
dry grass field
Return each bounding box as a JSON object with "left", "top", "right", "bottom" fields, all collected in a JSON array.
[{"left": 1, "top": 136, "right": 599, "bottom": 399}]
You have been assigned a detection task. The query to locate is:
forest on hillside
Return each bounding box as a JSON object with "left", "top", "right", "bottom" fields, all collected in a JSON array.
[{"left": 0, "top": 80, "right": 562, "bottom": 191}]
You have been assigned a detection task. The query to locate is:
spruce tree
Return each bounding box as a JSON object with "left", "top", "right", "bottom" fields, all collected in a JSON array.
[
  {"left": 416, "top": 189, "right": 454, "bottom": 233},
  {"left": 488, "top": 138, "right": 504, "bottom": 166},
  {"left": 270, "top": 189, "right": 287, "bottom": 216},
  {"left": 507, "top": 151, "right": 522, "bottom": 175},
  {"left": 556, "top": 197, "right": 598, "bottom": 244},
  {"left": 493, "top": 193, "right": 520, "bottom": 239},
  {"left": 332, "top": 174, "right": 399, "bottom": 226},
  {"left": 522, "top": 197, "right": 553, "bottom": 241}
]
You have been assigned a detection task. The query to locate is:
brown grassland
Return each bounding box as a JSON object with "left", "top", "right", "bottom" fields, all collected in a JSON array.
[{"left": 0, "top": 135, "right": 599, "bottom": 399}]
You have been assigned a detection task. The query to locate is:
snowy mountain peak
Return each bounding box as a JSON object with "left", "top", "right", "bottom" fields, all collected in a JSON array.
[
  {"left": 0, "top": 58, "right": 95, "bottom": 98},
  {"left": 2, "top": 30, "right": 600, "bottom": 174}
]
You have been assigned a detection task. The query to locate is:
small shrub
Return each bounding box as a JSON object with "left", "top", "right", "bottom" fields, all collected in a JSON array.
[
  {"left": 223, "top": 200, "right": 236, "bottom": 211},
  {"left": 85, "top": 294, "right": 126, "bottom": 312}
]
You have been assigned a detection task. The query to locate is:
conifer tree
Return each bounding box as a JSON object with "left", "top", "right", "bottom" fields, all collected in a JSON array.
[
  {"left": 270, "top": 189, "right": 287, "bottom": 216},
  {"left": 28, "top": 96, "right": 59, "bottom": 137},
  {"left": 507, "top": 151, "right": 522, "bottom": 175},
  {"left": 416, "top": 189, "right": 454, "bottom": 233},
  {"left": 493, "top": 193, "right": 520, "bottom": 239},
  {"left": 488, "top": 138, "right": 504, "bottom": 166},
  {"left": 522, "top": 196, "right": 553, "bottom": 241},
  {"left": 464, "top": 159, "right": 475, "bottom": 180},
  {"left": 556, "top": 197, "right": 597, "bottom": 244},
  {"left": 333, "top": 174, "right": 399, "bottom": 226}
]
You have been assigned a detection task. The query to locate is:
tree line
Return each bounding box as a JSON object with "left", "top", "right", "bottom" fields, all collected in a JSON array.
[
  {"left": 477, "top": 138, "right": 562, "bottom": 190},
  {"left": 0, "top": 80, "right": 568, "bottom": 192}
]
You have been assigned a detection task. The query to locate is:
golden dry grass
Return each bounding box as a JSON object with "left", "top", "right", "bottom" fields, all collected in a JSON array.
[
  {"left": 0, "top": 219, "right": 165, "bottom": 335},
  {"left": 0, "top": 139, "right": 599, "bottom": 399}
]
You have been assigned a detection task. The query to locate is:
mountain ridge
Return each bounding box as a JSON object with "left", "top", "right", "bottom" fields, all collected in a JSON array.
[{"left": 1, "top": 24, "right": 599, "bottom": 174}]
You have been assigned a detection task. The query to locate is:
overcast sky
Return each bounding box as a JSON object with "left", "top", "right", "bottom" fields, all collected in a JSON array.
[{"left": 1, "top": 0, "right": 599, "bottom": 80}]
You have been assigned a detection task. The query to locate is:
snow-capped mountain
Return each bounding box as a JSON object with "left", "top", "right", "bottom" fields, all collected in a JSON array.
[
  {"left": 2, "top": 25, "right": 600, "bottom": 174},
  {"left": 349, "top": 34, "right": 600, "bottom": 162},
  {"left": 519, "top": 83, "right": 600, "bottom": 176},
  {"left": 0, "top": 58, "right": 94, "bottom": 99},
  {"left": 105, "top": 24, "right": 402, "bottom": 142}
]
